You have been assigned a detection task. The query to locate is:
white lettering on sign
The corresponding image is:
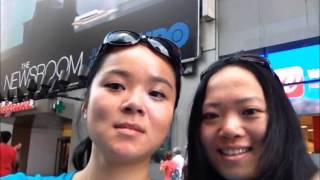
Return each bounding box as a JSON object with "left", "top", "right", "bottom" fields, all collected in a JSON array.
[
  {"left": 0, "top": 99, "right": 35, "bottom": 114},
  {"left": 274, "top": 66, "right": 304, "bottom": 97},
  {"left": 21, "top": 61, "right": 30, "bottom": 70},
  {"left": 11, "top": 71, "right": 20, "bottom": 89},
  {"left": 307, "top": 69, "right": 320, "bottom": 79},
  {"left": 3, "top": 51, "right": 84, "bottom": 91}
]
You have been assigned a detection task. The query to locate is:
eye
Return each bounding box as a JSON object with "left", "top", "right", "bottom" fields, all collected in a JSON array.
[
  {"left": 202, "top": 112, "right": 219, "bottom": 121},
  {"left": 242, "top": 108, "right": 258, "bottom": 116},
  {"left": 149, "top": 90, "right": 166, "bottom": 100},
  {"left": 104, "top": 83, "right": 125, "bottom": 91}
]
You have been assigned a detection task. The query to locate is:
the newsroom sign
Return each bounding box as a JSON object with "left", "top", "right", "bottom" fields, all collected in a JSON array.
[{"left": 1, "top": 0, "right": 200, "bottom": 95}]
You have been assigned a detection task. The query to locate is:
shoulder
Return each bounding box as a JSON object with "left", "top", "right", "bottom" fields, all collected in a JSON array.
[
  {"left": 163, "top": 160, "right": 175, "bottom": 166},
  {"left": 177, "top": 155, "right": 184, "bottom": 160},
  {"left": 173, "top": 155, "right": 184, "bottom": 162},
  {"left": 1, "top": 172, "right": 76, "bottom": 180},
  {"left": 1, "top": 172, "right": 29, "bottom": 180},
  {"left": 311, "top": 171, "right": 320, "bottom": 180},
  {"left": 0, "top": 144, "right": 16, "bottom": 153},
  {"left": 170, "top": 160, "right": 177, "bottom": 167},
  {"left": 0, "top": 143, "right": 13, "bottom": 149},
  {"left": 162, "top": 160, "right": 169, "bottom": 165},
  {"left": 56, "top": 172, "right": 76, "bottom": 180}
]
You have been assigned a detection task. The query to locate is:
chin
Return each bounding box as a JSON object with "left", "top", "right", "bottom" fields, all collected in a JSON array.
[
  {"left": 221, "top": 171, "right": 254, "bottom": 180},
  {"left": 111, "top": 144, "right": 150, "bottom": 160}
]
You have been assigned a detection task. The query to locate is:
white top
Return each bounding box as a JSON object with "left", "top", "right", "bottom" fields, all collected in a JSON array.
[{"left": 172, "top": 154, "right": 184, "bottom": 178}]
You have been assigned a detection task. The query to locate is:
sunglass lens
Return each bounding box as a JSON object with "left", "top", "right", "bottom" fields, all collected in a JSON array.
[
  {"left": 148, "top": 37, "right": 181, "bottom": 60},
  {"left": 105, "top": 31, "right": 140, "bottom": 45},
  {"left": 147, "top": 38, "right": 170, "bottom": 57}
]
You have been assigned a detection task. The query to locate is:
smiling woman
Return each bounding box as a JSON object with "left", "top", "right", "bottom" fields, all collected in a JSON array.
[
  {"left": 200, "top": 65, "right": 268, "bottom": 180},
  {"left": 186, "top": 54, "right": 319, "bottom": 180},
  {"left": 2, "top": 30, "right": 182, "bottom": 180}
]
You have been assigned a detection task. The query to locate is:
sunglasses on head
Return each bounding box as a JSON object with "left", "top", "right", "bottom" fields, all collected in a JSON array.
[
  {"left": 96, "top": 30, "right": 182, "bottom": 72},
  {"left": 200, "top": 53, "right": 281, "bottom": 82}
]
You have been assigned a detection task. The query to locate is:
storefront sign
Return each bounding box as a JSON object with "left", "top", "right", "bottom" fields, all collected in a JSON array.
[
  {"left": 274, "top": 66, "right": 305, "bottom": 98},
  {"left": 0, "top": 100, "right": 35, "bottom": 114},
  {"left": 268, "top": 44, "right": 320, "bottom": 114},
  {"left": 1, "top": 0, "right": 200, "bottom": 95},
  {"left": 53, "top": 100, "right": 65, "bottom": 114}
]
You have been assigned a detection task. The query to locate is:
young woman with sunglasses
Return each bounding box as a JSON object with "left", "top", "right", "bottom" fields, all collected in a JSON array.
[
  {"left": 186, "top": 54, "right": 319, "bottom": 180},
  {"left": 3, "top": 30, "right": 182, "bottom": 180}
]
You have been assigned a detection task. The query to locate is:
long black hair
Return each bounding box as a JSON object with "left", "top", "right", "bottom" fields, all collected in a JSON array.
[
  {"left": 72, "top": 36, "right": 182, "bottom": 170},
  {"left": 186, "top": 54, "right": 318, "bottom": 180}
]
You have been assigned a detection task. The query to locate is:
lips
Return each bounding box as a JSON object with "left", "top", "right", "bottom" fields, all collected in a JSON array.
[
  {"left": 218, "top": 147, "right": 252, "bottom": 156},
  {"left": 114, "top": 123, "right": 145, "bottom": 134}
]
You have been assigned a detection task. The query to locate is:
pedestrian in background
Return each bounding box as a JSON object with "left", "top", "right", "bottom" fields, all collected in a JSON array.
[
  {"left": 0, "top": 131, "right": 21, "bottom": 177},
  {"left": 172, "top": 146, "right": 184, "bottom": 179},
  {"left": 160, "top": 150, "right": 177, "bottom": 180}
]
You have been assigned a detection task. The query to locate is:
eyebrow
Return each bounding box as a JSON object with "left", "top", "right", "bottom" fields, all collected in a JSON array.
[
  {"left": 235, "top": 97, "right": 264, "bottom": 105},
  {"left": 101, "top": 69, "right": 130, "bottom": 78},
  {"left": 150, "top": 76, "right": 174, "bottom": 90},
  {"left": 101, "top": 69, "right": 174, "bottom": 90},
  {"left": 203, "top": 97, "right": 264, "bottom": 108}
]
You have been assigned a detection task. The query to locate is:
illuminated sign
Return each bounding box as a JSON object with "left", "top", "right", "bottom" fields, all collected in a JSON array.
[
  {"left": 0, "top": 100, "right": 35, "bottom": 114},
  {"left": 274, "top": 66, "right": 304, "bottom": 98},
  {"left": 268, "top": 44, "right": 320, "bottom": 114},
  {"left": 269, "top": 45, "right": 320, "bottom": 81}
]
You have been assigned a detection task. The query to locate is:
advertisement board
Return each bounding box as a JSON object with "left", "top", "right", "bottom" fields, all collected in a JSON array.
[
  {"left": 1, "top": 0, "right": 200, "bottom": 95},
  {"left": 268, "top": 44, "right": 320, "bottom": 115}
]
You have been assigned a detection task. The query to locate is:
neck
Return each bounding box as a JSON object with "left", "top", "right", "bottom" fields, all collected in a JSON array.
[{"left": 74, "top": 146, "right": 151, "bottom": 180}]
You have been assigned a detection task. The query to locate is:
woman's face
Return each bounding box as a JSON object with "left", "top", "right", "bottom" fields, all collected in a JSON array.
[
  {"left": 200, "top": 66, "right": 268, "bottom": 180},
  {"left": 84, "top": 45, "right": 176, "bottom": 163}
]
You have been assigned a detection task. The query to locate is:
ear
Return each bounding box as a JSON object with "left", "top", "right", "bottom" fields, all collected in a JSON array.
[{"left": 81, "top": 100, "right": 88, "bottom": 118}]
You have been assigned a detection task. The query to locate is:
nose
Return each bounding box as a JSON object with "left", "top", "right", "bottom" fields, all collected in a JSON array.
[
  {"left": 218, "top": 115, "right": 245, "bottom": 140},
  {"left": 120, "top": 89, "right": 145, "bottom": 115}
]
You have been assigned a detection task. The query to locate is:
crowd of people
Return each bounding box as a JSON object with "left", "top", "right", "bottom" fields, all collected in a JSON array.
[{"left": 1, "top": 30, "right": 319, "bottom": 180}]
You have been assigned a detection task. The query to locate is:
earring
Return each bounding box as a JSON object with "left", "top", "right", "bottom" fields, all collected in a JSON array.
[{"left": 83, "top": 113, "right": 87, "bottom": 119}]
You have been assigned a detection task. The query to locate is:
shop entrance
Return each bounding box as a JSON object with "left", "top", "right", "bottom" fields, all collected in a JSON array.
[{"left": 299, "top": 115, "right": 320, "bottom": 167}]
